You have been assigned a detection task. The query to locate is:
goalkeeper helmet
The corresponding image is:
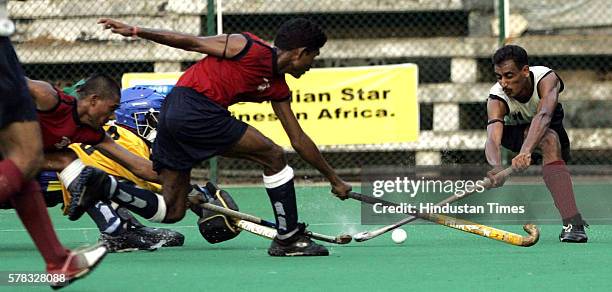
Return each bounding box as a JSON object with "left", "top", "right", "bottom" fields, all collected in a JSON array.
[{"left": 114, "top": 86, "right": 165, "bottom": 143}]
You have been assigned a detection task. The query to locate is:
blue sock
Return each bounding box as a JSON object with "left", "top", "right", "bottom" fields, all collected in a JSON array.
[
  {"left": 110, "top": 180, "right": 166, "bottom": 222},
  {"left": 87, "top": 201, "right": 124, "bottom": 236}
]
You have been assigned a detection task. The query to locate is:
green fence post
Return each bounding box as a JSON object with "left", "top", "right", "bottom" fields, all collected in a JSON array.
[
  {"left": 207, "top": 0, "right": 218, "bottom": 184},
  {"left": 498, "top": 0, "right": 507, "bottom": 46},
  {"left": 497, "top": 0, "right": 510, "bottom": 166}
]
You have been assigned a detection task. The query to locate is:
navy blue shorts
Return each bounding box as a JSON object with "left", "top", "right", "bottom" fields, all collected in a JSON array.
[
  {"left": 151, "top": 87, "right": 248, "bottom": 172},
  {"left": 501, "top": 122, "right": 571, "bottom": 163},
  {"left": 0, "top": 37, "right": 37, "bottom": 129}
]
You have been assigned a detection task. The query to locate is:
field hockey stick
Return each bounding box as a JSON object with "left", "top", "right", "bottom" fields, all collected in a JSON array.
[
  {"left": 231, "top": 218, "right": 333, "bottom": 243},
  {"left": 200, "top": 202, "right": 352, "bottom": 245},
  {"left": 233, "top": 219, "right": 278, "bottom": 240},
  {"left": 352, "top": 167, "right": 515, "bottom": 242},
  {"left": 231, "top": 219, "right": 354, "bottom": 245},
  {"left": 348, "top": 191, "right": 538, "bottom": 247}
]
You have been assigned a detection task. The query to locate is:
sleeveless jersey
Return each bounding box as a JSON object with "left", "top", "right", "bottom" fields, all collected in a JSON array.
[
  {"left": 38, "top": 88, "right": 105, "bottom": 151},
  {"left": 175, "top": 32, "right": 291, "bottom": 108},
  {"left": 488, "top": 66, "right": 564, "bottom": 126}
]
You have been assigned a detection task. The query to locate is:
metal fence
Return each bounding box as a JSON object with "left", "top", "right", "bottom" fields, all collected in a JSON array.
[{"left": 8, "top": 0, "right": 612, "bottom": 183}]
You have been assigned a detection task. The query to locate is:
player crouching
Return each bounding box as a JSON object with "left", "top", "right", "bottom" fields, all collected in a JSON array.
[
  {"left": 53, "top": 83, "right": 184, "bottom": 252},
  {"left": 68, "top": 86, "right": 328, "bottom": 255}
]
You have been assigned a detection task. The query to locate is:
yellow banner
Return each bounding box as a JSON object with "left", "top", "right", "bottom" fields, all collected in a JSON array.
[{"left": 122, "top": 63, "right": 418, "bottom": 146}]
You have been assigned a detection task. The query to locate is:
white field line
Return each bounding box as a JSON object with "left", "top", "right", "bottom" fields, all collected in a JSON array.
[{"left": 0, "top": 222, "right": 362, "bottom": 233}]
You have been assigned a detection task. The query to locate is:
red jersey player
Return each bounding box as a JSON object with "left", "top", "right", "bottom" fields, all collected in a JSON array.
[
  {"left": 99, "top": 17, "right": 351, "bottom": 256},
  {"left": 26, "top": 75, "right": 160, "bottom": 220}
]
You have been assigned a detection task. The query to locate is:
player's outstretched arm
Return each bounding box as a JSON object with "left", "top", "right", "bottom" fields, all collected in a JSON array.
[
  {"left": 485, "top": 98, "right": 507, "bottom": 187},
  {"left": 93, "top": 134, "right": 160, "bottom": 183},
  {"left": 98, "top": 18, "right": 247, "bottom": 58},
  {"left": 272, "top": 100, "right": 352, "bottom": 199}
]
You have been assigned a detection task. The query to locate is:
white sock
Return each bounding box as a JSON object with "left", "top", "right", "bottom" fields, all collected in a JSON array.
[
  {"left": 262, "top": 165, "right": 294, "bottom": 189},
  {"left": 147, "top": 194, "right": 167, "bottom": 223}
]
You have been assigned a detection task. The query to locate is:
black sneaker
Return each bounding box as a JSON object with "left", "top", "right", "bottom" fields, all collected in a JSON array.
[
  {"left": 115, "top": 207, "right": 145, "bottom": 229},
  {"left": 99, "top": 225, "right": 185, "bottom": 253},
  {"left": 268, "top": 224, "right": 329, "bottom": 257},
  {"left": 67, "top": 167, "right": 113, "bottom": 221},
  {"left": 559, "top": 224, "right": 588, "bottom": 243},
  {"left": 115, "top": 206, "right": 185, "bottom": 249}
]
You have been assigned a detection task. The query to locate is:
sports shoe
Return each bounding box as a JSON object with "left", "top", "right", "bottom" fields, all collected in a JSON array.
[
  {"left": 268, "top": 224, "right": 329, "bottom": 257},
  {"left": 99, "top": 221, "right": 185, "bottom": 253},
  {"left": 48, "top": 243, "right": 108, "bottom": 290},
  {"left": 67, "top": 167, "right": 114, "bottom": 221},
  {"left": 559, "top": 224, "right": 588, "bottom": 243}
]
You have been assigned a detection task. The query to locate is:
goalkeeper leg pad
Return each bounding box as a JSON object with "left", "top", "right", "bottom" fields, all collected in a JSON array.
[{"left": 197, "top": 183, "right": 241, "bottom": 244}]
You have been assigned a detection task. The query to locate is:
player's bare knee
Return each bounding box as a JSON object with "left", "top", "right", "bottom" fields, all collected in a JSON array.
[
  {"left": 160, "top": 188, "right": 189, "bottom": 223},
  {"left": 163, "top": 213, "right": 185, "bottom": 223},
  {"left": 266, "top": 144, "right": 287, "bottom": 173},
  {"left": 163, "top": 203, "right": 187, "bottom": 223},
  {"left": 539, "top": 129, "right": 562, "bottom": 161},
  {"left": 539, "top": 130, "right": 561, "bottom": 151}
]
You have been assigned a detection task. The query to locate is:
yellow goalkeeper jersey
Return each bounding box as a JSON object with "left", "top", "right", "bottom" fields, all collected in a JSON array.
[{"left": 68, "top": 124, "right": 162, "bottom": 193}]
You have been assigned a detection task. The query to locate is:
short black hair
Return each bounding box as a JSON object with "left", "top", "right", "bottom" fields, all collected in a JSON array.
[
  {"left": 492, "top": 45, "right": 529, "bottom": 68},
  {"left": 77, "top": 74, "right": 120, "bottom": 101},
  {"left": 274, "top": 18, "right": 327, "bottom": 52}
]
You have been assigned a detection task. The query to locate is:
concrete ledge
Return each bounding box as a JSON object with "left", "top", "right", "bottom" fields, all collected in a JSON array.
[
  {"left": 14, "top": 35, "right": 612, "bottom": 63},
  {"left": 221, "top": 0, "right": 464, "bottom": 13},
  {"left": 14, "top": 41, "right": 203, "bottom": 63},
  {"left": 419, "top": 82, "right": 612, "bottom": 103},
  {"left": 8, "top": 0, "right": 206, "bottom": 18},
  {"left": 8, "top": 0, "right": 463, "bottom": 18},
  {"left": 324, "top": 35, "right": 612, "bottom": 58},
  {"left": 315, "top": 129, "right": 612, "bottom": 151},
  {"left": 12, "top": 16, "right": 201, "bottom": 43}
]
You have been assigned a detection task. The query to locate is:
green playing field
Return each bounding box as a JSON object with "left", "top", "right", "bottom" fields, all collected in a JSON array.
[{"left": 0, "top": 185, "right": 610, "bottom": 291}]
